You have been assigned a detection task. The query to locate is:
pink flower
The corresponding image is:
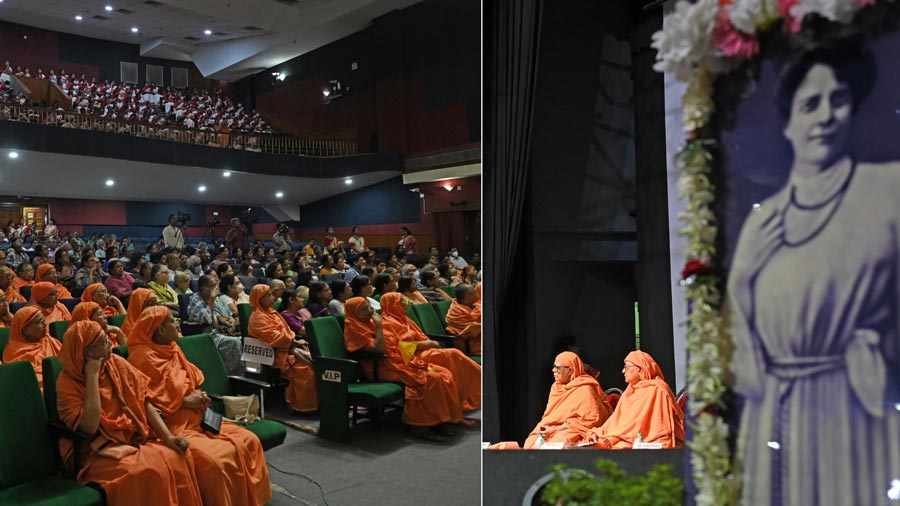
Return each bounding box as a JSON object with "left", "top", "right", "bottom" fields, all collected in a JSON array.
[
  {"left": 712, "top": 9, "right": 760, "bottom": 59},
  {"left": 779, "top": 0, "right": 802, "bottom": 32}
]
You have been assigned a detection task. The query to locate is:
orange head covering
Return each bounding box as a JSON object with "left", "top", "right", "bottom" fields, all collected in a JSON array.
[
  {"left": 122, "top": 288, "right": 152, "bottom": 335},
  {"left": 58, "top": 320, "right": 151, "bottom": 445},
  {"left": 249, "top": 284, "right": 270, "bottom": 312},
  {"left": 35, "top": 264, "right": 55, "bottom": 283},
  {"left": 343, "top": 297, "right": 376, "bottom": 352},
  {"left": 4, "top": 305, "right": 61, "bottom": 390},
  {"left": 624, "top": 350, "right": 665, "bottom": 383},
  {"left": 554, "top": 351, "right": 587, "bottom": 382},
  {"left": 81, "top": 282, "right": 104, "bottom": 303},
  {"left": 71, "top": 301, "right": 102, "bottom": 323},
  {"left": 380, "top": 292, "right": 427, "bottom": 342},
  {"left": 31, "top": 281, "right": 55, "bottom": 303},
  {"left": 9, "top": 305, "right": 43, "bottom": 342},
  {"left": 127, "top": 306, "right": 204, "bottom": 416}
]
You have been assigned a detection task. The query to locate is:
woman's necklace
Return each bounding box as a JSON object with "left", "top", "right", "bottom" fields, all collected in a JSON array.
[{"left": 782, "top": 162, "right": 855, "bottom": 247}]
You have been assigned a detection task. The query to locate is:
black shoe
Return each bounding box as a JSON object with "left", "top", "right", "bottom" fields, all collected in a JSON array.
[
  {"left": 409, "top": 426, "right": 449, "bottom": 442},
  {"left": 431, "top": 425, "right": 456, "bottom": 437}
]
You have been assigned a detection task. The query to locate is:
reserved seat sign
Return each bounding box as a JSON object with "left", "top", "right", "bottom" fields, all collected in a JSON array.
[{"left": 241, "top": 337, "right": 275, "bottom": 366}]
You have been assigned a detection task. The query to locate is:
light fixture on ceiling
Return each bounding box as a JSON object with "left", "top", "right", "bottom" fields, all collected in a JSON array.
[
  {"left": 104, "top": 4, "right": 113, "bottom": 12},
  {"left": 275, "top": 191, "right": 284, "bottom": 198},
  {"left": 344, "top": 178, "right": 353, "bottom": 185},
  {"left": 131, "top": 27, "right": 139, "bottom": 33},
  {"left": 323, "top": 80, "right": 347, "bottom": 104},
  {"left": 270, "top": 72, "right": 286, "bottom": 83},
  {"left": 204, "top": 29, "right": 212, "bottom": 36},
  {"left": 222, "top": 171, "right": 231, "bottom": 177},
  {"left": 443, "top": 184, "right": 455, "bottom": 192},
  {"left": 198, "top": 185, "right": 207, "bottom": 192},
  {"left": 75, "top": 14, "right": 83, "bottom": 21},
  {"left": 7, "top": 151, "right": 18, "bottom": 159},
  {"left": 105, "top": 179, "right": 114, "bottom": 187}
]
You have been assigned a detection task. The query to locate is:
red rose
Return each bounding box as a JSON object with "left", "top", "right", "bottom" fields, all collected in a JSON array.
[{"left": 681, "top": 260, "right": 714, "bottom": 280}]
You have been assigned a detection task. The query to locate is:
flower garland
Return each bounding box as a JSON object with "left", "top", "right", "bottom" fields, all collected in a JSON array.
[{"left": 653, "top": 1, "right": 878, "bottom": 505}]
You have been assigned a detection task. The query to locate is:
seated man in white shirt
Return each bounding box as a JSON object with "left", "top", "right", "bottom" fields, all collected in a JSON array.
[{"left": 449, "top": 247, "right": 468, "bottom": 270}]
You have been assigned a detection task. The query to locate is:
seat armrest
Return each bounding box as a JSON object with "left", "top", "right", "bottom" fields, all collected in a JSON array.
[
  {"left": 426, "top": 333, "right": 458, "bottom": 341},
  {"left": 228, "top": 375, "right": 272, "bottom": 390},
  {"left": 48, "top": 420, "right": 93, "bottom": 441},
  {"left": 207, "top": 392, "right": 224, "bottom": 401}
]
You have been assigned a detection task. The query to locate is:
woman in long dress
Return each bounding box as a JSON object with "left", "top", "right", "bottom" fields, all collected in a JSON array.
[{"left": 728, "top": 43, "right": 900, "bottom": 506}]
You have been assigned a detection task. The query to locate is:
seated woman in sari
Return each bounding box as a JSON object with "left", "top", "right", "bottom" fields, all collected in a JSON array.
[
  {"left": 146, "top": 264, "right": 180, "bottom": 315},
  {"left": 121, "top": 288, "right": 157, "bottom": 335},
  {"left": 445, "top": 283, "right": 481, "bottom": 355},
  {"left": 127, "top": 307, "right": 271, "bottom": 506},
  {"left": 35, "top": 263, "right": 73, "bottom": 299},
  {"left": 248, "top": 285, "right": 318, "bottom": 413},
  {"left": 29, "top": 281, "right": 71, "bottom": 324},
  {"left": 71, "top": 301, "right": 127, "bottom": 346},
  {"left": 380, "top": 292, "right": 481, "bottom": 415},
  {"left": 81, "top": 282, "right": 126, "bottom": 316},
  {"left": 187, "top": 276, "right": 243, "bottom": 376},
  {"left": 2, "top": 306, "right": 60, "bottom": 390},
  {"left": 344, "top": 296, "right": 466, "bottom": 441},
  {"left": 305, "top": 281, "right": 332, "bottom": 317},
  {"left": 279, "top": 289, "right": 312, "bottom": 337},
  {"left": 56, "top": 320, "right": 204, "bottom": 506},
  {"left": 582, "top": 351, "right": 684, "bottom": 449}
]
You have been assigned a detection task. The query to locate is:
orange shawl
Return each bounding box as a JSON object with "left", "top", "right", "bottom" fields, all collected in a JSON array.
[
  {"left": 127, "top": 306, "right": 205, "bottom": 417},
  {"left": 122, "top": 288, "right": 152, "bottom": 336},
  {"left": 446, "top": 299, "right": 481, "bottom": 337},
  {"left": 352, "top": 293, "right": 428, "bottom": 385},
  {"left": 248, "top": 285, "right": 294, "bottom": 369},
  {"left": 82, "top": 283, "right": 120, "bottom": 316},
  {"left": 57, "top": 320, "right": 152, "bottom": 449},
  {"left": 30, "top": 281, "right": 72, "bottom": 324},
  {"left": 35, "top": 264, "right": 73, "bottom": 299},
  {"left": 380, "top": 293, "right": 428, "bottom": 343},
  {"left": 586, "top": 351, "right": 684, "bottom": 448},
  {"left": 2, "top": 305, "right": 62, "bottom": 390},
  {"left": 11, "top": 275, "right": 33, "bottom": 290},
  {"left": 524, "top": 352, "right": 612, "bottom": 447},
  {"left": 343, "top": 297, "right": 377, "bottom": 353},
  {"left": 71, "top": 302, "right": 102, "bottom": 323},
  {"left": 2, "top": 284, "right": 24, "bottom": 303}
]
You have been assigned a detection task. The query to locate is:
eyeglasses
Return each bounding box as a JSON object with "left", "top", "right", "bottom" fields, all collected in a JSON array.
[
  {"left": 551, "top": 365, "right": 570, "bottom": 372},
  {"left": 623, "top": 363, "right": 641, "bottom": 372}
]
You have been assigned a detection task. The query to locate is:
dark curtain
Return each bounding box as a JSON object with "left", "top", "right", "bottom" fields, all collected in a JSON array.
[
  {"left": 432, "top": 212, "right": 465, "bottom": 253},
  {"left": 482, "top": 0, "right": 543, "bottom": 442}
]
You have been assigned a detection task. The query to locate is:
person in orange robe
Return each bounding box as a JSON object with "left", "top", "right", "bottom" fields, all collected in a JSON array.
[
  {"left": 3, "top": 305, "right": 61, "bottom": 390},
  {"left": 72, "top": 302, "right": 127, "bottom": 346},
  {"left": 248, "top": 284, "right": 318, "bottom": 413},
  {"left": 582, "top": 350, "right": 684, "bottom": 449},
  {"left": 56, "top": 320, "right": 204, "bottom": 506},
  {"left": 0, "top": 266, "right": 25, "bottom": 303},
  {"left": 344, "top": 296, "right": 464, "bottom": 441},
  {"left": 82, "top": 282, "right": 126, "bottom": 317},
  {"left": 35, "top": 263, "right": 73, "bottom": 299},
  {"left": 0, "top": 292, "right": 11, "bottom": 328},
  {"left": 11, "top": 262, "right": 35, "bottom": 291},
  {"left": 29, "top": 281, "right": 72, "bottom": 324},
  {"left": 121, "top": 288, "right": 157, "bottom": 335},
  {"left": 380, "top": 292, "right": 481, "bottom": 414},
  {"left": 127, "top": 306, "right": 271, "bottom": 506},
  {"left": 444, "top": 283, "right": 481, "bottom": 355}
]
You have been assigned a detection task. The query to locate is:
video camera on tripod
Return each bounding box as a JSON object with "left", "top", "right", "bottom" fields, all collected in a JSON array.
[{"left": 173, "top": 212, "right": 191, "bottom": 227}]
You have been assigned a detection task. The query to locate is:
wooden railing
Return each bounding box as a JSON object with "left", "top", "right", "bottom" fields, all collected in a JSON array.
[{"left": 0, "top": 103, "right": 359, "bottom": 157}]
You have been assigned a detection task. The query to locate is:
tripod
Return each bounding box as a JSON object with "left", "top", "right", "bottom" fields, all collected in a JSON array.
[{"left": 205, "top": 223, "right": 218, "bottom": 245}]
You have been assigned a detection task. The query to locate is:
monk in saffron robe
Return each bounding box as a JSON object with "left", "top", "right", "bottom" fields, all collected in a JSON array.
[
  {"left": 121, "top": 288, "right": 157, "bottom": 335},
  {"left": 444, "top": 283, "right": 481, "bottom": 355},
  {"left": 344, "top": 296, "right": 464, "bottom": 440},
  {"left": 56, "top": 320, "right": 204, "bottom": 506},
  {"left": 380, "top": 292, "right": 481, "bottom": 414},
  {"left": 128, "top": 307, "right": 271, "bottom": 506},
  {"left": 0, "top": 266, "right": 25, "bottom": 303},
  {"left": 0, "top": 293, "right": 11, "bottom": 328},
  {"left": 82, "top": 282, "right": 126, "bottom": 317},
  {"left": 248, "top": 284, "right": 318, "bottom": 413},
  {"left": 11, "top": 262, "right": 34, "bottom": 291},
  {"left": 2, "top": 305, "right": 60, "bottom": 390},
  {"left": 72, "top": 302, "right": 127, "bottom": 346},
  {"left": 35, "top": 264, "right": 73, "bottom": 299},
  {"left": 30, "top": 281, "right": 71, "bottom": 324},
  {"left": 582, "top": 351, "right": 684, "bottom": 449}
]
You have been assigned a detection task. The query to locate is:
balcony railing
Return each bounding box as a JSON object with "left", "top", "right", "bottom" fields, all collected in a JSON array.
[{"left": 0, "top": 103, "right": 359, "bottom": 157}]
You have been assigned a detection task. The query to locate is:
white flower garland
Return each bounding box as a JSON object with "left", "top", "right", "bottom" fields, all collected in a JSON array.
[{"left": 653, "top": 1, "right": 877, "bottom": 504}]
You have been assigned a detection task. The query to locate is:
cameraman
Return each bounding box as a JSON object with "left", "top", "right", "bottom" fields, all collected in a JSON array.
[
  {"left": 163, "top": 214, "right": 185, "bottom": 249},
  {"left": 225, "top": 217, "right": 245, "bottom": 250},
  {"left": 273, "top": 222, "right": 292, "bottom": 254}
]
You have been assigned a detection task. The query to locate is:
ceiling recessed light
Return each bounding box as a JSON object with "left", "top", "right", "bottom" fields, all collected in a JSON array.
[
  {"left": 104, "top": 5, "right": 113, "bottom": 11},
  {"left": 105, "top": 179, "right": 114, "bottom": 187},
  {"left": 7, "top": 151, "right": 18, "bottom": 159},
  {"left": 222, "top": 171, "right": 231, "bottom": 177},
  {"left": 344, "top": 178, "right": 353, "bottom": 185},
  {"left": 275, "top": 191, "right": 284, "bottom": 198},
  {"left": 204, "top": 29, "right": 212, "bottom": 35},
  {"left": 198, "top": 185, "right": 207, "bottom": 192},
  {"left": 75, "top": 14, "right": 83, "bottom": 21},
  {"left": 130, "top": 27, "right": 139, "bottom": 33}
]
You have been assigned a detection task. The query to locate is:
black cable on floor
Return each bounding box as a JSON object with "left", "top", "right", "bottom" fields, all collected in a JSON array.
[{"left": 268, "top": 462, "right": 330, "bottom": 506}]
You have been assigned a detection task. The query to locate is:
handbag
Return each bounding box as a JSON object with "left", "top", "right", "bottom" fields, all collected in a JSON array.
[{"left": 223, "top": 394, "right": 260, "bottom": 425}]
